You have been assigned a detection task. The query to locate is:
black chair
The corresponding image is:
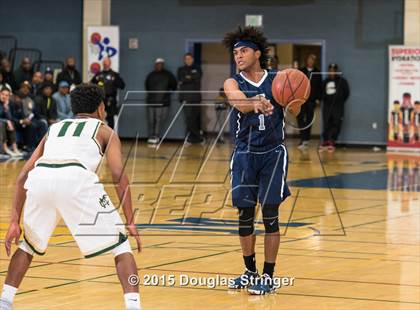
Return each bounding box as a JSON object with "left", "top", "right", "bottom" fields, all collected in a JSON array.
[
  {"left": 0, "top": 35, "right": 17, "bottom": 62},
  {"left": 10, "top": 48, "right": 42, "bottom": 72}
]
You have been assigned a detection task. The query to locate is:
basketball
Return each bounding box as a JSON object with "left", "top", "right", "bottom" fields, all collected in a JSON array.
[{"left": 271, "top": 68, "right": 311, "bottom": 111}]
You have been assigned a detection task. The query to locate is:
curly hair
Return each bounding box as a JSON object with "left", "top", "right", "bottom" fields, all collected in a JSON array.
[
  {"left": 70, "top": 83, "right": 105, "bottom": 115},
  {"left": 223, "top": 26, "right": 269, "bottom": 69}
]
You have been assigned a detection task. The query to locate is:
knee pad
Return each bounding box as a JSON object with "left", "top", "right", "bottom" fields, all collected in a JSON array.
[
  {"left": 111, "top": 239, "right": 132, "bottom": 257},
  {"left": 238, "top": 207, "right": 256, "bottom": 237},
  {"left": 262, "top": 204, "right": 279, "bottom": 233}
]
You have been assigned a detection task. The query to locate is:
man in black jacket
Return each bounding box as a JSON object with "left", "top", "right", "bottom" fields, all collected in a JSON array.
[
  {"left": 91, "top": 57, "right": 125, "bottom": 128},
  {"left": 320, "top": 63, "right": 350, "bottom": 152},
  {"left": 145, "top": 58, "right": 177, "bottom": 144},
  {"left": 34, "top": 81, "right": 58, "bottom": 126},
  {"left": 56, "top": 57, "right": 82, "bottom": 88},
  {"left": 298, "top": 54, "right": 322, "bottom": 150},
  {"left": 178, "top": 53, "right": 203, "bottom": 144},
  {"left": 13, "top": 58, "right": 33, "bottom": 90}
]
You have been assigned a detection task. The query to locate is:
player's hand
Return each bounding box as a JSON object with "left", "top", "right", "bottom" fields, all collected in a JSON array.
[
  {"left": 5, "top": 221, "right": 21, "bottom": 256},
  {"left": 253, "top": 96, "right": 273, "bottom": 116},
  {"left": 127, "top": 224, "right": 142, "bottom": 253}
]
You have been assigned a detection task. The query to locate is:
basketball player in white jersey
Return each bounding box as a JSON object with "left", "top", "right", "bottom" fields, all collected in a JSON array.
[{"left": 0, "top": 84, "right": 142, "bottom": 310}]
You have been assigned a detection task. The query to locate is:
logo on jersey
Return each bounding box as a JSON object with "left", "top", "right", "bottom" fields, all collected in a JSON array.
[{"left": 99, "top": 194, "right": 111, "bottom": 209}]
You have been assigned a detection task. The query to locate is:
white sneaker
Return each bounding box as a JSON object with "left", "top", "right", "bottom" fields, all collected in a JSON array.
[
  {"left": 297, "top": 142, "right": 308, "bottom": 151},
  {"left": 12, "top": 149, "right": 24, "bottom": 157},
  {"left": 147, "top": 137, "right": 159, "bottom": 144},
  {"left": 4, "top": 148, "right": 15, "bottom": 157}
]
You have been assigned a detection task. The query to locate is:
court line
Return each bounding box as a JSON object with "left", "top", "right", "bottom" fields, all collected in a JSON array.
[
  {"left": 86, "top": 277, "right": 420, "bottom": 305},
  {"left": 39, "top": 248, "right": 242, "bottom": 291},
  {"left": 317, "top": 238, "right": 420, "bottom": 246},
  {"left": 292, "top": 202, "right": 387, "bottom": 221},
  {"left": 333, "top": 213, "right": 420, "bottom": 230}
]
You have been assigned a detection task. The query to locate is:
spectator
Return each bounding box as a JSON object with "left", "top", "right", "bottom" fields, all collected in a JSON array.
[
  {"left": 44, "top": 67, "right": 56, "bottom": 91},
  {"left": 53, "top": 81, "right": 72, "bottom": 120},
  {"left": 320, "top": 63, "right": 350, "bottom": 152},
  {"left": 177, "top": 53, "right": 203, "bottom": 144},
  {"left": 13, "top": 57, "right": 33, "bottom": 89},
  {"left": 145, "top": 58, "right": 177, "bottom": 145},
  {"left": 0, "top": 71, "right": 12, "bottom": 92},
  {"left": 19, "top": 82, "right": 34, "bottom": 110},
  {"left": 57, "top": 56, "right": 82, "bottom": 87},
  {"left": 10, "top": 91, "right": 37, "bottom": 152},
  {"left": 34, "top": 81, "right": 58, "bottom": 126},
  {"left": 0, "top": 87, "right": 23, "bottom": 157},
  {"left": 0, "top": 59, "right": 15, "bottom": 91},
  {"left": 297, "top": 54, "right": 322, "bottom": 150},
  {"left": 16, "top": 84, "right": 48, "bottom": 147},
  {"left": 91, "top": 57, "right": 125, "bottom": 128},
  {"left": 31, "top": 71, "right": 44, "bottom": 98}
]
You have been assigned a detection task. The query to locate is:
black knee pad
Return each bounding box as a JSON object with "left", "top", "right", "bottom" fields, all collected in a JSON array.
[
  {"left": 262, "top": 204, "right": 279, "bottom": 233},
  {"left": 238, "top": 207, "right": 256, "bottom": 237}
]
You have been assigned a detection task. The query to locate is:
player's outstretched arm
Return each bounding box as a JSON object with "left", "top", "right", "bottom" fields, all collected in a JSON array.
[
  {"left": 101, "top": 126, "right": 142, "bottom": 252},
  {"left": 5, "top": 136, "right": 46, "bottom": 256},
  {"left": 223, "top": 78, "right": 273, "bottom": 115}
]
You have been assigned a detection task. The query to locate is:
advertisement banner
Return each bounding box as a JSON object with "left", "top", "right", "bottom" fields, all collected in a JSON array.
[
  {"left": 87, "top": 26, "right": 120, "bottom": 81},
  {"left": 387, "top": 46, "right": 420, "bottom": 153}
]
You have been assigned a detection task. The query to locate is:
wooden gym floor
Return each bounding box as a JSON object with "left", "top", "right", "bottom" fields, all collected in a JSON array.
[{"left": 0, "top": 139, "right": 419, "bottom": 309}]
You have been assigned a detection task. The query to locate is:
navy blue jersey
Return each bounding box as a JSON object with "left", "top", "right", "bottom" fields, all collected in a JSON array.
[{"left": 232, "top": 70, "right": 285, "bottom": 152}]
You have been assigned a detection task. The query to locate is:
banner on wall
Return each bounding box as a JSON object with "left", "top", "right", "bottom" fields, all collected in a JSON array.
[
  {"left": 387, "top": 46, "right": 420, "bottom": 153},
  {"left": 87, "top": 26, "right": 120, "bottom": 81}
]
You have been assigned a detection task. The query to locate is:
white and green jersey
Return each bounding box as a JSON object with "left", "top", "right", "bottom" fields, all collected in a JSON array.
[{"left": 38, "top": 118, "right": 104, "bottom": 172}]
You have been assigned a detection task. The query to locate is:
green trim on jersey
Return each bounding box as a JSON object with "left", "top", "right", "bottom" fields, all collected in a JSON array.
[
  {"left": 92, "top": 121, "right": 104, "bottom": 156},
  {"left": 84, "top": 233, "right": 128, "bottom": 259},
  {"left": 37, "top": 162, "right": 87, "bottom": 169}
]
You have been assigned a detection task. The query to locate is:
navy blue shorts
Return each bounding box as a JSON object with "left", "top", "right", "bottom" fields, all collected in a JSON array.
[{"left": 230, "top": 144, "right": 290, "bottom": 208}]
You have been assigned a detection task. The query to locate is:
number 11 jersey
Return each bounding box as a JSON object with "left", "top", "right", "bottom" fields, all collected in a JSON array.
[{"left": 39, "top": 118, "right": 104, "bottom": 172}]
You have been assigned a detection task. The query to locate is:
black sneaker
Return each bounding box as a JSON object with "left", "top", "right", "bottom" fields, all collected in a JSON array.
[{"left": 247, "top": 273, "right": 277, "bottom": 295}]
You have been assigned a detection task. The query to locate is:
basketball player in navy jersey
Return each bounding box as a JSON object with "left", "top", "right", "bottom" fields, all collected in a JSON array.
[{"left": 223, "top": 27, "right": 300, "bottom": 295}]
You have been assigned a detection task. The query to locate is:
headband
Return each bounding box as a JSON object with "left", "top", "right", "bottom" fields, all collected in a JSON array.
[{"left": 233, "top": 40, "right": 259, "bottom": 51}]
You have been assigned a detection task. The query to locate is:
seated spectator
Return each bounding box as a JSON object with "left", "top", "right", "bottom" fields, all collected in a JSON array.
[
  {"left": 19, "top": 82, "right": 35, "bottom": 112},
  {"left": 0, "top": 87, "right": 23, "bottom": 157},
  {"left": 0, "top": 59, "right": 15, "bottom": 91},
  {"left": 57, "top": 57, "right": 82, "bottom": 87},
  {"left": 44, "top": 67, "right": 56, "bottom": 90},
  {"left": 10, "top": 91, "right": 36, "bottom": 152},
  {"left": 34, "top": 81, "right": 58, "bottom": 126},
  {"left": 13, "top": 57, "right": 33, "bottom": 89},
  {"left": 53, "top": 81, "right": 73, "bottom": 120},
  {"left": 0, "top": 71, "right": 12, "bottom": 92},
  {"left": 31, "top": 71, "right": 44, "bottom": 98},
  {"left": 15, "top": 86, "right": 48, "bottom": 148}
]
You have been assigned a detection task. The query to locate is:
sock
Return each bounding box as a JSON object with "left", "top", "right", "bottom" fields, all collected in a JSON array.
[
  {"left": 1, "top": 284, "right": 18, "bottom": 303},
  {"left": 263, "top": 262, "right": 275, "bottom": 278},
  {"left": 124, "top": 292, "right": 141, "bottom": 310},
  {"left": 243, "top": 253, "right": 256, "bottom": 272}
]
